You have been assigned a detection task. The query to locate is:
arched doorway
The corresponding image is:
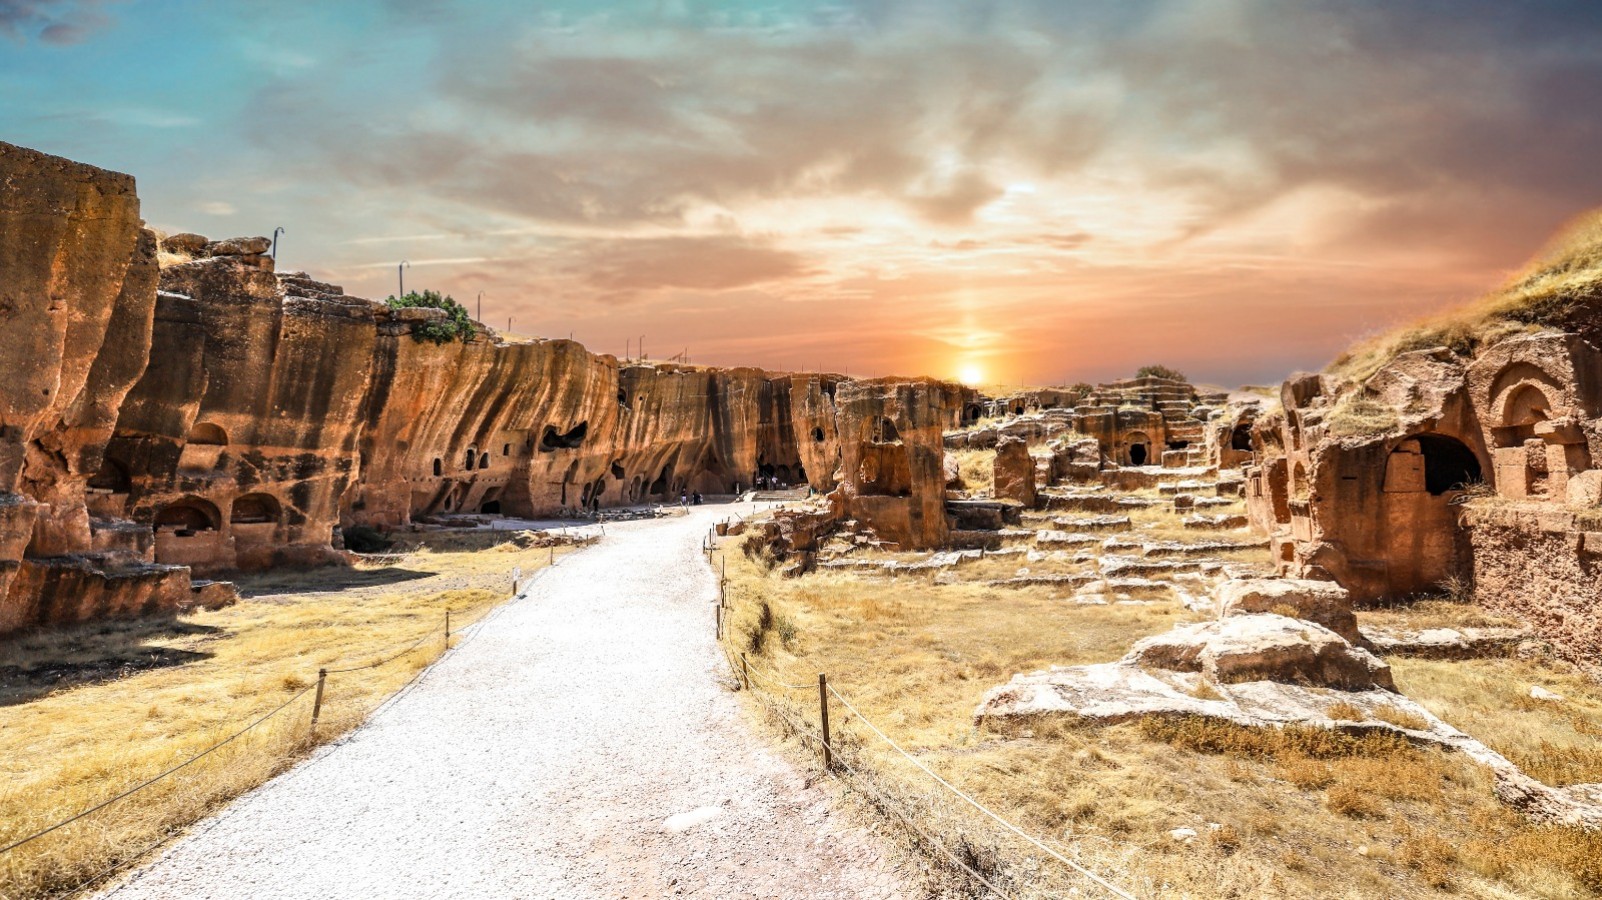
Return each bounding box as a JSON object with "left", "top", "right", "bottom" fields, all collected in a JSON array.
[{"left": 1124, "top": 431, "right": 1151, "bottom": 467}]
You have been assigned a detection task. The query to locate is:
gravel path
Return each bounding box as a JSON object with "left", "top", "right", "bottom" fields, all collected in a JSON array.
[{"left": 103, "top": 505, "right": 921, "bottom": 899}]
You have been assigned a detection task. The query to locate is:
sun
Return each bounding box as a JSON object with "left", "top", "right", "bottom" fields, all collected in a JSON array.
[{"left": 957, "top": 364, "right": 985, "bottom": 386}]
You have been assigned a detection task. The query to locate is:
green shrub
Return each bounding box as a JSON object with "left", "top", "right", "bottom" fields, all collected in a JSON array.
[
  {"left": 385, "top": 290, "right": 477, "bottom": 345},
  {"left": 343, "top": 525, "right": 391, "bottom": 553},
  {"left": 1135, "top": 364, "right": 1187, "bottom": 382}
]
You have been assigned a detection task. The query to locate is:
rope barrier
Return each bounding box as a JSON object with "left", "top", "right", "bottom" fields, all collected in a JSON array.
[
  {"left": 0, "top": 684, "right": 316, "bottom": 857},
  {"left": 720, "top": 550, "right": 1134, "bottom": 890},
  {"left": 826, "top": 684, "right": 1137, "bottom": 900},
  {"left": 734, "top": 663, "right": 1013, "bottom": 898},
  {"left": 325, "top": 622, "right": 443, "bottom": 674},
  {"left": 3, "top": 551, "right": 555, "bottom": 876}
]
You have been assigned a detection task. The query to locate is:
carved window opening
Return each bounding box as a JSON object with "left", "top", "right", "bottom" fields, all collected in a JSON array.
[{"left": 433, "top": 458, "right": 442, "bottom": 476}]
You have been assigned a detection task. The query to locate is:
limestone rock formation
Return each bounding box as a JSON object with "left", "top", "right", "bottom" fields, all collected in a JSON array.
[
  {"left": 991, "top": 435, "right": 1037, "bottom": 508},
  {"left": 0, "top": 142, "right": 964, "bottom": 634},
  {"left": 0, "top": 140, "right": 219, "bottom": 633}
]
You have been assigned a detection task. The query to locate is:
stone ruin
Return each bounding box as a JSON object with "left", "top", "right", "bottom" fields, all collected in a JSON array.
[
  {"left": 0, "top": 140, "right": 972, "bottom": 635},
  {"left": 949, "top": 376, "right": 1238, "bottom": 469},
  {"left": 1244, "top": 331, "right": 1602, "bottom": 665}
]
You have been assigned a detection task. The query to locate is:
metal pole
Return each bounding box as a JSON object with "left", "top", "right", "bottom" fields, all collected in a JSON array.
[
  {"left": 271, "top": 226, "right": 285, "bottom": 260},
  {"left": 311, "top": 668, "right": 327, "bottom": 726},
  {"left": 398, "top": 259, "right": 410, "bottom": 298},
  {"left": 818, "top": 674, "right": 832, "bottom": 769},
  {"left": 445, "top": 609, "right": 451, "bottom": 641},
  {"left": 477, "top": 291, "right": 483, "bottom": 322}
]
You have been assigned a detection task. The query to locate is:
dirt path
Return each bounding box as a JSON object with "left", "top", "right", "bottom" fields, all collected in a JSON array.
[{"left": 102, "top": 505, "right": 920, "bottom": 899}]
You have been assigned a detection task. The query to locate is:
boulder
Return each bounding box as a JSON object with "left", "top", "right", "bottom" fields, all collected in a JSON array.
[
  {"left": 1126, "top": 614, "right": 1392, "bottom": 690},
  {"left": 992, "top": 435, "right": 1037, "bottom": 508},
  {"left": 1216, "top": 578, "right": 1358, "bottom": 642},
  {"left": 162, "top": 232, "right": 209, "bottom": 253},
  {"left": 205, "top": 235, "right": 272, "bottom": 256}
]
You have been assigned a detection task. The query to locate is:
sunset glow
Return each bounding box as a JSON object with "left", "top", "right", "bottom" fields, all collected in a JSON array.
[{"left": 5, "top": 2, "right": 1602, "bottom": 386}]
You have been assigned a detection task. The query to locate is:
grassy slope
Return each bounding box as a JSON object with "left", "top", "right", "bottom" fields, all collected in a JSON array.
[{"left": 1330, "top": 210, "right": 1602, "bottom": 383}]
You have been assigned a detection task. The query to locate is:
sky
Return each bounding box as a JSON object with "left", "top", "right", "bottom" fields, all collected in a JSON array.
[{"left": 5, "top": 0, "right": 1602, "bottom": 388}]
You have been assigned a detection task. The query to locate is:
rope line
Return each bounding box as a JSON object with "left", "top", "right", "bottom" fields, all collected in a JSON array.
[
  {"left": 325, "top": 622, "right": 443, "bottom": 674},
  {"left": 0, "top": 684, "right": 315, "bottom": 857},
  {"left": 735, "top": 669, "right": 1012, "bottom": 898},
  {"left": 826, "top": 684, "right": 1137, "bottom": 900}
]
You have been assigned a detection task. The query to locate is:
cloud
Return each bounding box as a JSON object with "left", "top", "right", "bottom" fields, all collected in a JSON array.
[{"left": 0, "top": 0, "right": 113, "bottom": 43}]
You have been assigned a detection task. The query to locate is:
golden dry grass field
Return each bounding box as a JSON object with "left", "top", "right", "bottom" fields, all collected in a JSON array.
[
  {"left": 718, "top": 533, "right": 1602, "bottom": 899},
  {"left": 0, "top": 531, "right": 579, "bottom": 900}
]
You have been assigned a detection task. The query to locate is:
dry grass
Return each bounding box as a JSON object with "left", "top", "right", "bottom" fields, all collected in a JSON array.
[
  {"left": 724, "top": 523, "right": 1602, "bottom": 898},
  {"left": 947, "top": 448, "right": 995, "bottom": 495},
  {"left": 1329, "top": 208, "right": 1602, "bottom": 382},
  {"left": 0, "top": 535, "right": 574, "bottom": 900}
]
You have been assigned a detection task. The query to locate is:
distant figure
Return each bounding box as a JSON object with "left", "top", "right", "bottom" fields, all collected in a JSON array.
[
  {"left": 692, "top": 491, "right": 703, "bottom": 505},
  {"left": 680, "top": 490, "right": 688, "bottom": 506}
]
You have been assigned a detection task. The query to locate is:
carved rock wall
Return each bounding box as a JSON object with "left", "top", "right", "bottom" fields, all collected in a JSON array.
[{"left": 0, "top": 143, "right": 961, "bottom": 633}]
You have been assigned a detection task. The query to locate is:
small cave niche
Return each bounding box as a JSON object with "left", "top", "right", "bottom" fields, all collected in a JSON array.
[
  {"left": 465, "top": 447, "right": 477, "bottom": 469},
  {"left": 1230, "top": 424, "right": 1253, "bottom": 451},
  {"left": 154, "top": 498, "right": 220, "bottom": 534},
  {"left": 618, "top": 389, "right": 629, "bottom": 407},
  {"left": 812, "top": 426, "right": 825, "bottom": 443},
  {"left": 480, "top": 500, "right": 502, "bottom": 515},
  {"left": 432, "top": 458, "right": 443, "bottom": 477},
  {"left": 502, "top": 443, "right": 511, "bottom": 456},
  {"left": 478, "top": 452, "right": 491, "bottom": 470},
  {"left": 230, "top": 493, "right": 282, "bottom": 524},
  {"left": 610, "top": 460, "right": 626, "bottom": 480},
  {"left": 539, "top": 422, "right": 589, "bottom": 452},
  {"left": 649, "top": 463, "right": 674, "bottom": 496},
  {"left": 187, "top": 421, "right": 227, "bottom": 446}
]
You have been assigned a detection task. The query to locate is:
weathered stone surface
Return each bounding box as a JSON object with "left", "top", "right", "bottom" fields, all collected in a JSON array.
[
  {"left": 1216, "top": 578, "right": 1358, "bottom": 642},
  {"left": 1127, "top": 614, "right": 1392, "bottom": 690},
  {"left": 991, "top": 435, "right": 1037, "bottom": 508}
]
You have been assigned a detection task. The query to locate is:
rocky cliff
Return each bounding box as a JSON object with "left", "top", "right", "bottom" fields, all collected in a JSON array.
[{"left": 0, "top": 142, "right": 965, "bottom": 635}]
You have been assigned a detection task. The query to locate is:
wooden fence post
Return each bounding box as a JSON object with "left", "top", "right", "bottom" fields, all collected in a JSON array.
[
  {"left": 818, "top": 673, "right": 832, "bottom": 770},
  {"left": 311, "top": 668, "right": 327, "bottom": 727},
  {"left": 740, "top": 652, "right": 750, "bottom": 691},
  {"left": 445, "top": 609, "right": 451, "bottom": 643}
]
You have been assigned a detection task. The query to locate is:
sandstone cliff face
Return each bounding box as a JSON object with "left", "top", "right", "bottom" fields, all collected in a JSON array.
[
  {"left": 0, "top": 143, "right": 961, "bottom": 634},
  {"left": 0, "top": 141, "right": 207, "bottom": 633}
]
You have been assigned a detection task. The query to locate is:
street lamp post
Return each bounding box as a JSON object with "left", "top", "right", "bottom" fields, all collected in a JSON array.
[
  {"left": 271, "top": 227, "right": 285, "bottom": 260},
  {"left": 398, "top": 260, "right": 410, "bottom": 298}
]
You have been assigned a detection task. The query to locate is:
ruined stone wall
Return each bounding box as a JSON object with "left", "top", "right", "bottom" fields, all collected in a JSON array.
[{"left": 1462, "top": 504, "right": 1602, "bottom": 665}]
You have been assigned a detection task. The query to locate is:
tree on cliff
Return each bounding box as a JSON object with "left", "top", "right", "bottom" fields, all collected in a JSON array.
[
  {"left": 1135, "top": 364, "right": 1188, "bottom": 382},
  {"left": 385, "top": 290, "right": 478, "bottom": 344}
]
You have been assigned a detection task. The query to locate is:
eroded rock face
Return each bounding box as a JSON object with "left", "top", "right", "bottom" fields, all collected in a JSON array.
[
  {"left": 0, "top": 143, "right": 964, "bottom": 633},
  {"left": 0, "top": 141, "right": 213, "bottom": 633}
]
